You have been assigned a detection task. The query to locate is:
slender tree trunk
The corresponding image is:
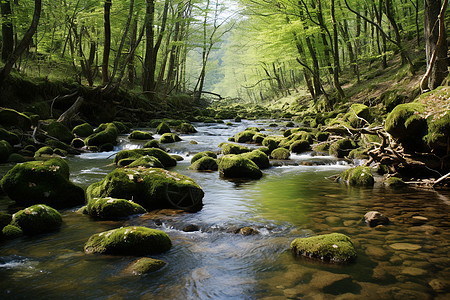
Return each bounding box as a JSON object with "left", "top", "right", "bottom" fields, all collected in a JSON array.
[
  {"left": 127, "top": 17, "right": 138, "bottom": 87},
  {"left": 331, "top": 0, "right": 345, "bottom": 99},
  {"left": 1, "top": 0, "right": 14, "bottom": 62},
  {"left": 102, "top": 0, "right": 112, "bottom": 84},
  {"left": 143, "top": 0, "right": 155, "bottom": 93}
]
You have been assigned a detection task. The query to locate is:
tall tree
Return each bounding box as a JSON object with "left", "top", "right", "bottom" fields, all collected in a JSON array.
[
  {"left": 1, "top": 0, "right": 14, "bottom": 62},
  {"left": 102, "top": 0, "right": 112, "bottom": 84}
]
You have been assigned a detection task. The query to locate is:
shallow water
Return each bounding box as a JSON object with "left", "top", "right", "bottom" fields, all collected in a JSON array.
[{"left": 1, "top": 120, "right": 449, "bottom": 299}]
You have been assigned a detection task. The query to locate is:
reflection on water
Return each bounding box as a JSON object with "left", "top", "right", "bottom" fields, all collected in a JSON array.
[{"left": 1, "top": 120, "right": 449, "bottom": 299}]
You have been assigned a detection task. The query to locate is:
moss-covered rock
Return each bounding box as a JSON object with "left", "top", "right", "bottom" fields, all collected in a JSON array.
[
  {"left": 271, "top": 148, "right": 290, "bottom": 160},
  {"left": 424, "top": 112, "right": 450, "bottom": 154},
  {"left": 316, "top": 131, "right": 330, "bottom": 142},
  {"left": 86, "top": 168, "right": 204, "bottom": 212},
  {"left": 234, "top": 130, "right": 257, "bottom": 143},
  {"left": 128, "top": 131, "right": 154, "bottom": 140},
  {"left": 0, "top": 108, "right": 32, "bottom": 130},
  {"left": 218, "top": 155, "right": 262, "bottom": 179},
  {"left": 53, "top": 148, "right": 67, "bottom": 157},
  {"left": 291, "top": 233, "right": 357, "bottom": 263},
  {"left": 156, "top": 122, "right": 171, "bottom": 134},
  {"left": 348, "top": 147, "right": 369, "bottom": 160},
  {"left": 46, "top": 121, "right": 74, "bottom": 144},
  {"left": 127, "top": 257, "right": 167, "bottom": 275},
  {"left": 127, "top": 155, "right": 164, "bottom": 169},
  {"left": 0, "top": 140, "right": 13, "bottom": 162},
  {"left": 115, "top": 148, "right": 176, "bottom": 168},
  {"left": 72, "top": 123, "right": 94, "bottom": 137},
  {"left": 290, "top": 140, "right": 311, "bottom": 154},
  {"left": 262, "top": 137, "right": 280, "bottom": 152},
  {"left": 179, "top": 123, "right": 197, "bottom": 134},
  {"left": 340, "top": 166, "right": 374, "bottom": 186},
  {"left": 85, "top": 123, "right": 119, "bottom": 147},
  {"left": 240, "top": 150, "right": 270, "bottom": 169},
  {"left": 329, "top": 138, "right": 357, "bottom": 158},
  {"left": 343, "top": 104, "right": 372, "bottom": 128},
  {"left": 10, "top": 204, "right": 62, "bottom": 235},
  {"left": 252, "top": 133, "right": 267, "bottom": 144},
  {"left": 34, "top": 146, "right": 54, "bottom": 158},
  {"left": 7, "top": 153, "right": 26, "bottom": 163},
  {"left": 190, "top": 151, "right": 217, "bottom": 164},
  {"left": 220, "top": 143, "right": 251, "bottom": 155},
  {"left": 385, "top": 177, "right": 407, "bottom": 188},
  {"left": 143, "top": 140, "right": 161, "bottom": 149},
  {"left": 0, "top": 128, "right": 20, "bottom": 145},
  {"left": 112, "top": 121, "right": 130, "bottom": 133},
  {"left": 159, "top": 133, "right": 181, "bottom": 143},
  {"left": 84, "top": 226, "right": 172, "bottom": 255},
  {"left": 189, "top": 157, "right": 218, "bottom": 171},
  {"left": 2, "top": 224, "right": 23, "bottom": 239},
  {"left": 86, "top": 197, "right": 146, "bottom": 220},
  {"left": 313, "top": 143, "right": 330, "bottom": 153},
  {"left": 0, "top": 158, "right": 85, "bottom": 208},
  {"left": 0, "top": 212, "right": 12, "bottom": 229},
  {"left": 71, "top": 138, "right": 85, "bottom": 148}
]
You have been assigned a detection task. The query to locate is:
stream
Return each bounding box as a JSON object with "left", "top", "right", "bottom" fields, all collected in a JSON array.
[{"left": 0, "top": 120, "right": 449, "bottom": 299}]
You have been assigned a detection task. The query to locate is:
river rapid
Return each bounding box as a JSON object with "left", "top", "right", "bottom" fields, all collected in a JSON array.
[{"left": 0, "top": 120, "right": 449, "bottom": 299}]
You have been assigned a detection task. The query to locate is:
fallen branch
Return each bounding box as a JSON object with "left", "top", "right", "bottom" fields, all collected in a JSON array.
[{"left": 57, "top": 96, "right": 84, "bottom": 126}]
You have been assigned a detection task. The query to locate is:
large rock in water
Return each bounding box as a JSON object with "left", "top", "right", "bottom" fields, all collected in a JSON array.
[
  {"left": 86, "top": 197, "right": 146, "bottom": 220},
  {"left": 84, "top": 226, "right": 171, "bottom": 256},
  {"left": 86, "top": 168, "right": 204, "bottom": 212},
  {"left": 291, "top": 233, "right": 357, "bottom": 263},
  {"left": 0, "top": 108, "right": 32, "bottom": 130},
  {"left": 339, "top": 166, "right": 374, "bottom": 186},
  {"left": 114, "top": 148, "right": 176, "bottom": 168},
  {"left": 85, "top": 123, "right": 119, "bottom": 147},
  {"left": 0, "top": 158, "right": 85, "bottom": 208},
  {"left": 10, "top": 204, "right": 62, "bottom": 235},
  {"left": 218, "top": 154, "right": 262, "bottom": 179}
]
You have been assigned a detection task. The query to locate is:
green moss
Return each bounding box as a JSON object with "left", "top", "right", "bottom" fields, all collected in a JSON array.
[
  {"left": 189, "top": 156, "right": 218, "bottom": 171},
  {"left": 191, "top": 151, "right": 217, "bottom": 163},
  {"left": 71, "top": 138, "right": 85, "bottom": 148},
  {"left": 252, "top": 133, "right": 267, "bottom": 144},
  {"left": 179, "top": 123, "right": 197, "bottom": 133},
  {"left": 385, "top": 177, "right": 407, "bottom": 187},
  {"left": 424, "top": 112, "right": 450, "bottom": 146},
  {"left": 46, "top": 121, "right": 74, "bottom": 144},
  {"left": 381, "top": 90, "right": 405, "bottom": 112},
  {"left": 348, "top": 148, "right": 369, "bottom": 160},
  {"left": 129, "top": 257, "right": 167, "bottom": 275},
  {"left": 271, "top": 148, "right": 290, "bottom": 160},
  {"left": 127, "top": 155, "right": 164, "bottom": 168},
  {"left": 313, "top": 143, "right": 329, "bottom": 152},
  {"left": 0, "top": 128, "right": 20, "bottom": 145},
  {"left": 112, "top": 121, "right": 130, "bottom": 133},
  {"left": 220, "top": 143, "right": 251, "bottom": 155},
  {"left": 171, "top": 154, "right": 183, "bottom": 161},
  {"left": 343, "top": 104, "right": 372, "bottom": 128},
  {"left": 7, "top": 153, "right": 26, "bottom": 163},
  {"left": 218, "top": 155, "right": 262, "bottom": 179},
  {"left": 86, "top": 197, "right": 146, "bottom": 220},
  {"left": 85, "top": 123, "right": 119, "bottom": 147},
  {"left": 2, "top": 224, "right": 23, "bottom": 239},
  {"left": 0, "top": 158, "right": 85, "bottom": 208},
  {"left": 291, "top": 233, "right": 357, "bottom": 263},
  {"left": 0, "top": 140, "right": 13, "bottom": 162},
  {"left": 53, "top": 148, "right": 67, "bottom": 157},
  {"left": 316, "top": 131, "right": 330, "bottom": 142},
  {"left": 0, "top": 108, "right": 32, "bottom": 130},
  {"left": 262, "top": 137, "right": 280, "bottom": 152},
  {"left": 0, "top": 212, "right": 12, "bottom": 228},
  {"left": 114, "top": 148, "right": 176, "bottom": 168},
  {"left": 34, "top": 146, "right": 54, "bottom": 158},
  {"left": 290, "top": 140, "right": 311, "bottom": 154},
  {"left": 11, "top": 204, "right": 62, "bottom": 235},
  {"left": 72, "top": 123, "right": 94, "bottom": 137},
  {"left": 128, "top": 131, "right": 154, "bottom": 140},
  {"left": 240, "top": 150, "right": 270, "bottom": 169},
  {"left": 143, "top": 140, "right": 160, "bottom": 149},
  {"left": 234, "top": 130, "right": 257, "bottom": 143},
  {"left": 86, "top": 168, "right": 204, "bottom": 212},
  {"left": 257, "top": 146, "right": 271, "bottom": 156},
  {"left": 156, "top": 122, "right": 171, "bottom": 134},
  {"left": 84, "top": 226, "right": 172, "bottom": 256},
  {"left": 329, "top": 138, "right": 357, "bottom": 158},
  {"left": 340, "top": 166, "right": 374, "bottom": 186},
  {"left": 159, "top": 133, "right": 181, "bottom": 143}
]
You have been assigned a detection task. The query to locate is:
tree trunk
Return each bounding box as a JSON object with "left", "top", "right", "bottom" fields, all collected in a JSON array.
[
  {"left": 0, "top": 0, "right": 42, "bottom": 88},
  {"left": 1, "top": 0, "right": 14, "bottom": 62},
  {"left": 424, "top": 0, "right": 448, "bottom": 89},
  {"left": 143, "top": 0, "right": 155, "bottom": 93},
  {"left": 331, "top": 0, "right": 345, "bottom": 99},
  {"left": 127, "top": 17, "right": 138, "bottom": 87},
  {"left": 102, "top": 0, "right": 112, "bottom": 84}
]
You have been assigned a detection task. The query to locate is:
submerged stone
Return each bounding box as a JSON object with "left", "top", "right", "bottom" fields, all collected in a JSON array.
[
  {"left": 84, "top": 226, "right": 172, "bottom": 255},
  {"left": 86, "top": 197, "right": 146, "bottom": 220},
  {"left": 10, "top": 204, "right": 62, "bottom": 235},
  {"left": 114, "top": 148, "right": 176, "bottom": 168},
  {"left": 128, "top": 131, "right": 154, "bottom": 140},
  {"left": 364, "top": 211, "right": 389, "bottom": 227},
  {"left": 291, "top": 233, "right": 357, "bottom": 263},
  {"left": 127, "top": 257, "right": 167, "bottom": 275},
  {"left": 389, "top": 243, "right": 421, "bottom": 250}
]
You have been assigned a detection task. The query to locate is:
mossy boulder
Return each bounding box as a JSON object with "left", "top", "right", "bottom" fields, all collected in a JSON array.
[
  {"left": 0, "top": 128, "right": 20, "bottom": 145},
  {"left": 179, "top": 123, "right": 197, "bottom": 134},
  {"left": 0, "top": 140, "right": 13, "bottom": 162},
  {"left": 218, "top": 155, "right": 262, "bottom": 179},
  {"left": 84, "top": 226, "right": 172, "bottom": 256},
  {"left": 290, "top": 140, "right": 311, "bottom": 154},
  {"left": 252, "top": 133, "right": 267, "bottom": 144},
  {"left": 348, "top": 147, "right": 369, "bottom": 160},
  {"left": 343, "top": 104, "right": 372, "bottom": 128},
  {"left": 234, "top": 130, "right": 257, "bottom": 143},
  {"left": 0, "top": 108, "right": 32, "bottom": 130},
  {"left": 0, "top": 158, "right": 85, "bottom": 208},
  {"left": 10, "top": 204, "right": 62, "bottom": 235},
  {"left": 114, "top": 148, "right": 176, "bottom": 168},
  {"left": 127, "top": 155, "right": 164, "bottom": 168},
  {"left": 86, "top": 168, "right": 204, "bottom": 212},
  {"left": 72, "top": 123, "right": 94, "bottom": 137},
  {"left": 34, "top": 146, "right": 54, "bottom": 158},
  {"left": 156, "top": 122, "right": 171, "bottom": 134},
  {"left": 271, "top": 148, "right": 290, "bottom": 160},
  {"left": 46, "top": 121, "right": 74, "bottom": 144},
  {"left": 128, "top": 131, "right": 154, "bottom": 140},
  {"left": 240, "top": 150, "right": 270, "bottom": 169},
  {"left": 220, "top": 143, "right": 251, "bottom": 155},
  {"left": 112, "top": 121, "right": 130, "bottom": 133},
  {"left": 385, "top": 177, "right": 407, "bottom": 188},
  {"left": 127, "top": 258, "right": 167, "bottom": 275},
  {"left": 424, "top": 112, "right": 450, "bottom": 155},
  {"left": 71, "top": 138, "right": 85, "bottom": 148},
  {"left": 316, "top": 131, "right": 330, "bottom": 142},
  {"left": 143, "top": 140, "right": 161, "bottom": 149},
  {"left": 159, "top": 133, "right": 181, "bottom": 143},
  {"left": 189, "top": 156, "right": 218, "bottom": 171},
  {"left": 329, "top": 138, "right": 357, "bottom": 158},
  {"left": 86, "top": 197, "right": 146, "bottom": 220},
  {"left": 262, "top": 137, "right": 280, "bottom": 152},
  {"left": 0, "top": 212, "right": 12, "bottom": 229},
  {"left": 190, "top": 151, "right": 217, "bottom": 164},
  {"left": 8, "top": 153, "right": 27, "bottom": 163},
  {"left": 85, "top": 123, "right": 119, "bottom": 147},
  {"left": 2, "top": 224, "right": 23, "bottom": 239},
  {"left": 340, "top": 166, "right": 374, "bottom": 186},
  {"left": 291, "top": 233, "right": 357, "bottom": 263}
]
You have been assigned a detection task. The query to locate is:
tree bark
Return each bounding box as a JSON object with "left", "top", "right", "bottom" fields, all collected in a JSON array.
[
  {"left": 331, "top": 0, "right": 345, "bottom": 99},
  {"left": 1, "top": 0, "right": 14, "bottom": 62},
  {"left": 102, "top": 0, "right": 112, "bottom": 84}
]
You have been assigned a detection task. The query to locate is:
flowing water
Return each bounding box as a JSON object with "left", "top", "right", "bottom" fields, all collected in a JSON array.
[{"left": 0, "top": 120, "right": 449, "bottom": 299}]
